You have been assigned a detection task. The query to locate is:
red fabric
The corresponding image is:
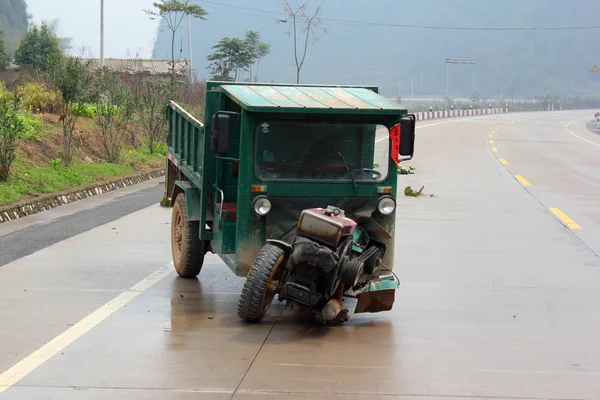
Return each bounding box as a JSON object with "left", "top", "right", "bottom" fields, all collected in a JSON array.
[
  {"left": 220, "top": 203, "right": 237, "bottom": 220},
  {"left": 390, "top": 124, "right": 401, "bottom": 167}
]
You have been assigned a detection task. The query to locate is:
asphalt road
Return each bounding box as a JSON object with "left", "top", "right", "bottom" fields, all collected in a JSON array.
[
  {"left": 0, "top": 183, "right": 164, "bottom": 268},
  {"left": 0, "top": 111, "right": 599, "bottom": 399}
]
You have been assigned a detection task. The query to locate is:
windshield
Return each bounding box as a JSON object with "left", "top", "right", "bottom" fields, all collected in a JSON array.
[{"left": 254, "top": 121, "right": 390, "bottom": 182}]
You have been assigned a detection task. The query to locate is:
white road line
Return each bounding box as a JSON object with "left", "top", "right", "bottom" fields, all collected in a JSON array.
[
  {"left": 0, "top": 263, "right": 174, "bottom": 394},
  {"left": 565, "top": 117, "right": 589, "bottom": 129},
  {"left": 565, "top": 118, "right": 600, "bottom": 148},
  {"left": 375, "top": 119, "right": 466, "bottom": 143}
]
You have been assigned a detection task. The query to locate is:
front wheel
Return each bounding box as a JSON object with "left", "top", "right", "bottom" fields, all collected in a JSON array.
[
  {"left": 237, "top": 244, "right": 286, "bottom": 323},
  {"left": 171, "top": 192, "right": 205, "bottom": 278}
]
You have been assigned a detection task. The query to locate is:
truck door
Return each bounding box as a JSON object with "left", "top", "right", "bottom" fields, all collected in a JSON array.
[{"left": 211, "top": 112, "right": 241, "bottom": 254}]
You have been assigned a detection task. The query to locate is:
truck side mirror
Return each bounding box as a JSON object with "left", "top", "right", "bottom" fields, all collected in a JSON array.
[
  {"left": 399, "top": 114, "right": 416, "bottom": 157},
  {"left": 211, "top": 112, "right": 232, "bottom": 155}
]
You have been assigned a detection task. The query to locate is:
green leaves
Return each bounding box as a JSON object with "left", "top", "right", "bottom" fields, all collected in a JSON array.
[
  {"left": 0, "top": 91, "right": 26, "bottom": 180},
  {"left": 146, "top": 0, "right": 208, "bottom": 20},
  {"left": 14, "top": 22, "right": 63, "bottom": 72},
  {"left": 138, "top": 79, "right": 171, "bottom": 155},
  {"left": 46, "top": 56, "right": 95, "bottom": 166},
  {"left": 0, "top": 30, "right": 10, "bottom": 71},
  {"left": 92, "top": 71, "right": 137, "bottom": 163},
  {"left": 144, "top": 1, "right": 208, "bottom": 83},
  {"left": 207, "top": 31, "right": 270, "bottom": 82}
]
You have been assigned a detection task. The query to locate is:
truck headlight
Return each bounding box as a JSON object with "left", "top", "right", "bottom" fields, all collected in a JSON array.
[
  {"left": 377, "top": 196, "right": 396, "bottom": 215},
  {"left": 253, "top": 196, "right": 271, "bottom": 216}
]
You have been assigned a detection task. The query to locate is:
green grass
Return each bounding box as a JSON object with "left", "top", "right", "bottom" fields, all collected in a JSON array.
[
  {"left": 0, "top": 159, "right": 134, "bottom": 206},
  {"left": 121, "top": 146, "right": 166, "bottom": 167}
]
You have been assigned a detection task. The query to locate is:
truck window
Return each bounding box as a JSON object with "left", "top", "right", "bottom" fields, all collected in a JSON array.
[{"left": 254, "top": 121, "right": 390, "bottom": 182}]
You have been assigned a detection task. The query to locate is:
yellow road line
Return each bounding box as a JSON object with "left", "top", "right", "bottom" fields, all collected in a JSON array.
[
  {"left": 549, "top": 208, "right": 582, "bottom": 230},
  {"left": 499, "top": 158, "right": 509, "bottom": 165},
  {"left": 490, "top": 140, "right": 495, "bottom": 144},
  {"left": 489, "top": 134, "right": 493, "bottom": 138},
  {"left": 492, "top": 147, "right": 498, "bottom": 152},
  {"left": 0, "top": 263, "right": 174, "bottom": 394},
  {"left": 515, "top": 175, "right": 532, "bottom": 187}
]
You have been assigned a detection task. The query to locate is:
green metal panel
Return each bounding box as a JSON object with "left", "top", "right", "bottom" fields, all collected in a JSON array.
[
  {"left": 232, "top": 109, "right": 266, "bottom": 277},
  {"left": 220, "top": 84, "right": 407, "bottom": 115},
  {"left": 174, "top": 181, "right": 200, "bottom": 221}
]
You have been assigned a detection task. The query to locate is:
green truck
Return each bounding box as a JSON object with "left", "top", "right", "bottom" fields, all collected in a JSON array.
[{"left": 165, "top": 81, "right": 416, "bottom": 324}]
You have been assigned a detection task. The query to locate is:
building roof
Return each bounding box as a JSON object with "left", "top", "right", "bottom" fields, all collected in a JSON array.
[
  {"left": 85, "top": 58, "right": 188, "bottom": 76},
  {"left": 220, "top": 84, "right": 407, "bottom": 114}
]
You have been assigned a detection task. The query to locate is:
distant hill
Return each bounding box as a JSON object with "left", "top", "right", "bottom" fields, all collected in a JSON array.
[
  {"left": 153, "top": 0, "right": 600, "bottom": 99},
  {"left": 0, "top": 0, "right": 28, "bottom": 53}
]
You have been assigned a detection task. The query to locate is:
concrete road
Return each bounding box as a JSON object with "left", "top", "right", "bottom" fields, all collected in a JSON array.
[{"left": 1, "top": 111, "right": 599, "bottom": 399}]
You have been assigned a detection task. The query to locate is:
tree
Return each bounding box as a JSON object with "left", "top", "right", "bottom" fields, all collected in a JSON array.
[
  {"left": 282, "top": 0, "right": 326, "bottom": 84},
  {"left": 14, "top": 22, "right": 62, "bottom": 72},
  {"left": 0, "top": 87, "right": 25, "bottom": 181},
  {"left": 94, "top": 70, "right": 136, "bottom": 162},
  {"left": 469, "top": 91, "right": 481, "bottom": 106},
  {"left": 244, "top": 30, "right": 270, "bottom": 82},
  {"left": 0, "top": 30, "right": 10, "bottom": 71},
  {"left": 45, "top": 19, "right": 73, "bottom": 54},
  {"left": 145, "top": 0, "right": 207, "bottom": 84},
  {"left": 46, "top": 56, "right": 95, "bottom": 167},
  {"left": 138, "top": 79, "right": 171, "bottom": 154},
  {"left": 207, "top": 37, "right": 255, "bottom": 81}
]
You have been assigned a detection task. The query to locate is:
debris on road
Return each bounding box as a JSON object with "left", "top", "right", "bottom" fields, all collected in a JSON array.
[
  {"left": 398, "top": 165, "right": 416, "bottom": 175},
  {"left": 404, "top": 185, "right": 435, "bottom": 197},
  {"left": 160, "top": 196, "right": 170, "bottom": 207}
]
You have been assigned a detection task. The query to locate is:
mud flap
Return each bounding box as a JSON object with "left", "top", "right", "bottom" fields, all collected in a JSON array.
[{"left": 353, "top": 275, "right": 399, "bottom": 314}]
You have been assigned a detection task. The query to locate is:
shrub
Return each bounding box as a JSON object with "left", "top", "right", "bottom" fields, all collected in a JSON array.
[
  {"left": 0, "top": 90, "right": 27, "bottom": 181},
  {"left": 93, "top": 71, "right": 136, "bottom": 162},
  {"left": 15, "top": 111, "right": 42, "bottom": 140},
  {"left": 71, "top": 102, "right": 99, "bottom": 118},
  {"left": 21, "top": 82, "right": 63, "bottom": 114},
  {"left": 138, "top": 79, "right": 170, "bottom": 154},
  {"left": 0, "top": 82, "right": 7, "bottom": 98},
  {"left": 46, "top": 56, "right": 96, "bottom": 167}
]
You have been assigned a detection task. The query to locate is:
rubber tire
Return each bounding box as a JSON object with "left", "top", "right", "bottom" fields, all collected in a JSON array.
[
  {"left": 171, "top": 192, "right": 205, "bottom": 278},
  {"left": 237, "top": 244, "right": 285, "bottom": 323}
]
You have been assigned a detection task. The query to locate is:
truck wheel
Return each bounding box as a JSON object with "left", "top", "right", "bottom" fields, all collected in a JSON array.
[
  {"left": 237, "top": 244, "right": 286, "bottom": 323},
  {"left": 171, "top": 193, "right": 205, "bottom": 278}
]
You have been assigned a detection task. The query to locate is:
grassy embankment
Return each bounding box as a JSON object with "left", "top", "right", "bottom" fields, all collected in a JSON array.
[{"left": 0, "top": 112, "right": 165, "bottom": 206}]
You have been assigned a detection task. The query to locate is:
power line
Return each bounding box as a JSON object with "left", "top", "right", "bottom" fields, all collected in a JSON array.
[{"left": 193, "top": 0, "right": 600, "bottom": 31}]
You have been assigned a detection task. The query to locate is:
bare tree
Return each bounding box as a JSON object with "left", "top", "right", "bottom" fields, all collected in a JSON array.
[
  {"left": 281, "top": 0, "right": 326, "bottom": 84},
  {"left": 75, "top": 45, "right": 94, "bottom": 59}
]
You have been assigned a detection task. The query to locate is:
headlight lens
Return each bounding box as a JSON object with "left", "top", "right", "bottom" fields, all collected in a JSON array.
[
  {"left": 253, "top": 196, "right": 272, "bottom": 216},
  {"left": 377, "top": 196, "right": 396, "bottom": 215}
]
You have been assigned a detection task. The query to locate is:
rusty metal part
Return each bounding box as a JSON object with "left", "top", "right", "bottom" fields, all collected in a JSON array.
[
  {"left": 354, "top": 289, "right": 396, "bottom": 314},
  {"left": 297, "top": 207, "right": 357, "bottom": 248}
]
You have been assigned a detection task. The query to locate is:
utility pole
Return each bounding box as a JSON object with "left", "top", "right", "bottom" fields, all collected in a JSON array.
[
  {"left": 187, "top": 14, "right": 193, "bottom": 81},
  {"left": 444, "top": 57, "right": 476, "bottom": 112},
  {"left": 100, "top": 0, "right": 104, "bottom": 66}
]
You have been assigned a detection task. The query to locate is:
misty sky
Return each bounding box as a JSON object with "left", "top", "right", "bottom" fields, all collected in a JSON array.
[{"left": 27, "top": 0, "right": 159, "bottom": 58}]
